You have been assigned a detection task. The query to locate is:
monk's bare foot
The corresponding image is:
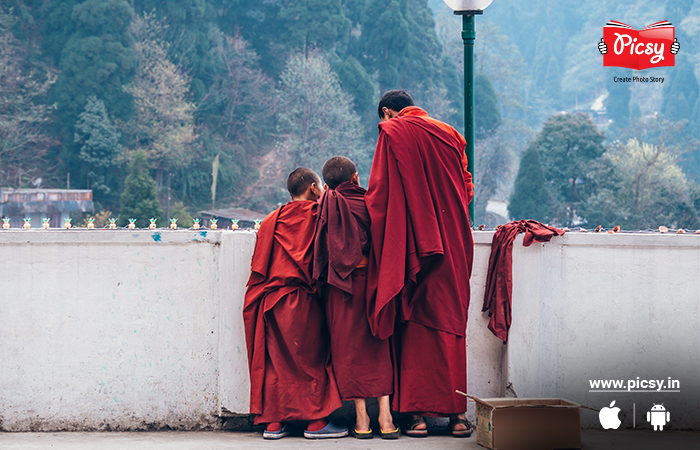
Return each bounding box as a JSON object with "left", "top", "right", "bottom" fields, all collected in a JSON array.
[
  {"left": 377, "top": 395, "right": 396, "bottom": 432},
  {"left": 353, "top": 399, "right": 371, "bottom": 432},
  {"left": 450, "top": 413, "right": 467, "bottom": 431},
  {"left": 409, "top": 415, "right": 427, "bottom": 430}
]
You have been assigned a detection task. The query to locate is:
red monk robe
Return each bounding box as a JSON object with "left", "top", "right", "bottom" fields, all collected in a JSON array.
[
  {"left": 243, "top": 200, "right": 342, "bottom": 424},
  {"left": 366, "top": 106, "right": 474, "bottom": 416},
  {"left": 313, "top": 181, "right": 393, "bottom": 400}
]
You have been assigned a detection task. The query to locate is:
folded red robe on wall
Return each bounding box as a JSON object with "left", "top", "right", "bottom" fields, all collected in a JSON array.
[{"left": 482, "top": 220, "right": 565, "bottom": 342}]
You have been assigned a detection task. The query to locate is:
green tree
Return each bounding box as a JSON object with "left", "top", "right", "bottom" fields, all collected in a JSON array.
[
  {"left": 0, "top": 9, "right": 56, "bottom": 188},
  {"left": 119, "top": 150, "right": 164, "bottom": 226},
  {"left": 661, "top": 55, "right": 699, "bottom": 122},
  {"left": 53, "top": 0, "right": 135, "bottom": 128},
  {"left": 360, "top": 0, "right": 442, "bottom": 93},
  {"left": 606, "top": 69, "right": 631, "bottom": 132},
  {"left": 584, "top": 138, "right": 700, "bottom": 230},
  {"left": 192, "top": 33, "right": 279, "bottom": 208},
  {"left": 277, "top": 0, "right": 350, "bottom": 55},
  {"left": 125, "top": 13, "right": 197, "bottom": 187},
  {"left": 134, "top": 0, "right": 216, "bottom": 101},
  {"left": 475, "top": 73, "right": 501, "bottom": 138},
  {"left": 74, "top": 96, "right": 123, "bottom": 209},
  {"left": 544, "top": 55, "right": 562, "bottom": 109},
  {"left": 534, "top": 113, "right": 607, "bottom": 226},
  {"left": 508, "top": 145, "right": 552, "bottom": 223},
  {"left": 278, "top": 52, "right": 368, "bottom": 177},
  {"left": 334, "top": 55, "right": 375, "bottom": 123}
]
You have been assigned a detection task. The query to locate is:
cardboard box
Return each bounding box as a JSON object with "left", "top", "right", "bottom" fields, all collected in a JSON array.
[{"left": 470, "top": 397, "right": 582, "bottom": 450}]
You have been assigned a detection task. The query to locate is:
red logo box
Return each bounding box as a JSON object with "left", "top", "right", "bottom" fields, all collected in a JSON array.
[{"left": 603, "top": 21, "right": 675, "bottom": 70}]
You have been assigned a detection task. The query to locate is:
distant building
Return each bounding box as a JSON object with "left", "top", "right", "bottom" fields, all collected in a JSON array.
[
  {"left": 198, "top": 207, "right": 268, "bottom": 230},
  {"left": 0, "top": 189, "right": 94, "bottom": 228}
]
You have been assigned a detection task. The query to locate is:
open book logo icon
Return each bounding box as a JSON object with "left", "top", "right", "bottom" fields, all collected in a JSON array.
[{"left": 598, "top": 20, "right": 680, "bottom": 70}]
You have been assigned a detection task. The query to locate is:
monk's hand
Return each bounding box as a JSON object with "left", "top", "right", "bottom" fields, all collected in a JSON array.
[
  {"left": 598, "top": 38, "right": 607, "bottom": 55},
  {"left": 671, "top": 38, "right": 680, "bottom": 55}
]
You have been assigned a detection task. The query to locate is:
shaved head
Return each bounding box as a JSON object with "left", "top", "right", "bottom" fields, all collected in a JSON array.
[
  {"left": 286, "top": 167, "right": 322, "bottom": 198},
  {"left": 322, "top": 156, "right": 357, "bottom": 190}
]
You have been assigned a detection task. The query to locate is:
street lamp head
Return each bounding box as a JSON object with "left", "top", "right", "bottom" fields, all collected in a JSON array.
[{"left": 443, "top": 0, "right": 493, "bottom": 12}]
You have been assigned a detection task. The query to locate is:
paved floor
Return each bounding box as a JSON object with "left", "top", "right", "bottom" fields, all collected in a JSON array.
[{"left": 0, "top": 430, "right": 698, "bottom": 450}]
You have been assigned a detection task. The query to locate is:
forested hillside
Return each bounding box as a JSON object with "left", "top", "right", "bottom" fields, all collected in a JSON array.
[{"left": 2, "top": 0, "right": 700, "bottom": 228}]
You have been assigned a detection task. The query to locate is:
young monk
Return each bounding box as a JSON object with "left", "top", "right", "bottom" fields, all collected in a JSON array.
[
  {"left": 313, "top": 156, "right": 398, "bottom": 440},
  {"left": 243, "top": 167, "right": 348, "bottom": 440}
]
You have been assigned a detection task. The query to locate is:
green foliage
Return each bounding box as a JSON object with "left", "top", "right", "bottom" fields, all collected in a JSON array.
[
  {"left": 0, "top": 9, "right": 56, "bottom": 188},
  {"left": 119, "top": 150, "right": 164, "bottom": 226},
  {"left": 53, "top": 0, "right": 135, "bottom": 123},
  {"left": 508, "top": 146, "right": 552, "bottom": 223},
  {"left": 52, "top": 0, "right": 136, "bottom": 180},
  {"left": 126, "top": 13, "right": 197, "bottom": 184},
  {"left": 169, "top": 201, "right": 193, "bottom": 226},
  {"left": 544, "top": 55, "right": 562, "bottom": 109},
  {"left": 360, "top": 0, "right": 442, "bottom": 93},
  {"left": 475, "top": 74, "right": 501, "bottom": 138},
  {"left": 605, "top": 69, "right": 631, "bottom": 132},
  {"left": 583, "top": 138, "right": 700, "bottom": 229},
  {"left": 278, "top": 52, "right": 370, "bottom": 178},
  {"left": 277, "top": 0, "right": 350, "bottom": 54},
  {"left": 661, "top": 55, "right": 699, "bottom": 122},
  {"left": 74, "top": 96, "right": 123, "bottom": 209},
  {"left": 335, "top": 56, "right": 375, "bottom": 120},
  {"left": 533, "top": 113, "right": 607, "bottom": 226}
]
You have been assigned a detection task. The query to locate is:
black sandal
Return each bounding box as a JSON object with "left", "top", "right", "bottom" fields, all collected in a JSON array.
[
  {"left": 380, "top": 427, "right": 400, "bottom": 440},
  {"left": 449, "top": 416, "right": 475, "bottom": 438},
  {"left": 404, "top": 416, "right": 428, "bottom": 437}
]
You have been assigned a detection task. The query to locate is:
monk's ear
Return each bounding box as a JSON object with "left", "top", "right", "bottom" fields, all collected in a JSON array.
[
  {"left": 351, "top": 173, "right": 359, "bottom": 185},
  {"left": 324, "top": 183, "right": 329, "bottom": 191}
]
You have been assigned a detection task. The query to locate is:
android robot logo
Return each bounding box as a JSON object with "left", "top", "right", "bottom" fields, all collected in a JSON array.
[{"left": 646, "top": 404, "right": 670, "bottom": 431}]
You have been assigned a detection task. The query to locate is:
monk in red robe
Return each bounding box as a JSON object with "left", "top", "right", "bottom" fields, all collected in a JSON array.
[
  {"left": 366, "top": 90, "right": 475, "bottom": 438},
  {"left": 243, "top": 167, "right": 348, "bottom": 440},
  {"left": 313, "top": 156, "right": 398, "bottom": 440}
]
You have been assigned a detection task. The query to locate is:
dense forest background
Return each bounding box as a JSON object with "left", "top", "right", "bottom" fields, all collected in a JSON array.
[{"left": 2, "top": 0, "right": 700, "bottom": 229}]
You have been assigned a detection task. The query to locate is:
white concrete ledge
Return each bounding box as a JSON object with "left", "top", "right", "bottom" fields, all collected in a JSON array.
[{"left": 1, "top": 230, "right": 698, "bottom": 431}]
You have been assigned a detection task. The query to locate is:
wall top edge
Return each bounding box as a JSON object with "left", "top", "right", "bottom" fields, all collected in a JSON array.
[
  {"left": 1, "top": 229, "right": 698, "bottom": 248},
  {"left": 0, "top": 229, "right": 257, "bottom": 245}
]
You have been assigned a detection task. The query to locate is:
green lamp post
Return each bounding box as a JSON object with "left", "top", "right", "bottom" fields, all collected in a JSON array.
[{"left": 443, "top": 0, "right": 493, "bottom": 226}]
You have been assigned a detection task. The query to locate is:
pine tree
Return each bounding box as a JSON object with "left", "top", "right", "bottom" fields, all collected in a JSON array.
[
  {"left": 74, "top": 96, "right": 123, "bottom": 210},
  {"left": 508, "top": 146, "right": 551, "bottom": 223},
  {"left": 475, "top": 74, "right": 501, "bottom": 139},
  {"left": 534, "top": 113, "right": 607, "bottom": 226},
  {"left": 544, "top": 55, "right": 562, "bottom": 109},
  {"left": 119, "top": 150, "right": 164, "bottom": 227},
  {"left": 52, "top": 0, "right": 136, "bottom": 180},
  {"left": 606, "top": 69, "right": 631, "bottom": 132}
]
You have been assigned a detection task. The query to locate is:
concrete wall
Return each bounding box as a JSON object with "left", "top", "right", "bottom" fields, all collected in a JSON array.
[
  {"left": 1, "top": 230, "right": 698, "bottom": 431},
  {"left": 507, "top": 232, "right": 700, "bottom": 430}
]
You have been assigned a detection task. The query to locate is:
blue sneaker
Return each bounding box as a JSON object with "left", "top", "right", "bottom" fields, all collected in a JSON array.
[
  {"left": 263, "top": 423, "right": 290, "bottom": 440},
  {"left": 304, "top": 422, "right": 349, "bottom": 439}
]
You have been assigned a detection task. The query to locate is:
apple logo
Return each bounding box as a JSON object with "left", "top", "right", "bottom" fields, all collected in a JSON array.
[{"left": 599, "top": 400, "right": 622, "bottom": 429}]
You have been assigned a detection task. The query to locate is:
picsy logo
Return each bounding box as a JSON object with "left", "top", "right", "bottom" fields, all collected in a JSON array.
[{"left": 598, "top": 20, "right": 680, "bottom": 70}]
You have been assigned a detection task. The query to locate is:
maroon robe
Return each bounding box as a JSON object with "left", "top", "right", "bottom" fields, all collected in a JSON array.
[
  {"left": 366, "top": 108, "right": 474, "bottom": 415},
  {"left": 483, "top": 220, "right": 564, "bottom": 342},
  {"left": 313, "top": 182, "right": 393, "bottom": 400},
  {"left": 243, "top": 200, "right": 342, "bottom": 424}
]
